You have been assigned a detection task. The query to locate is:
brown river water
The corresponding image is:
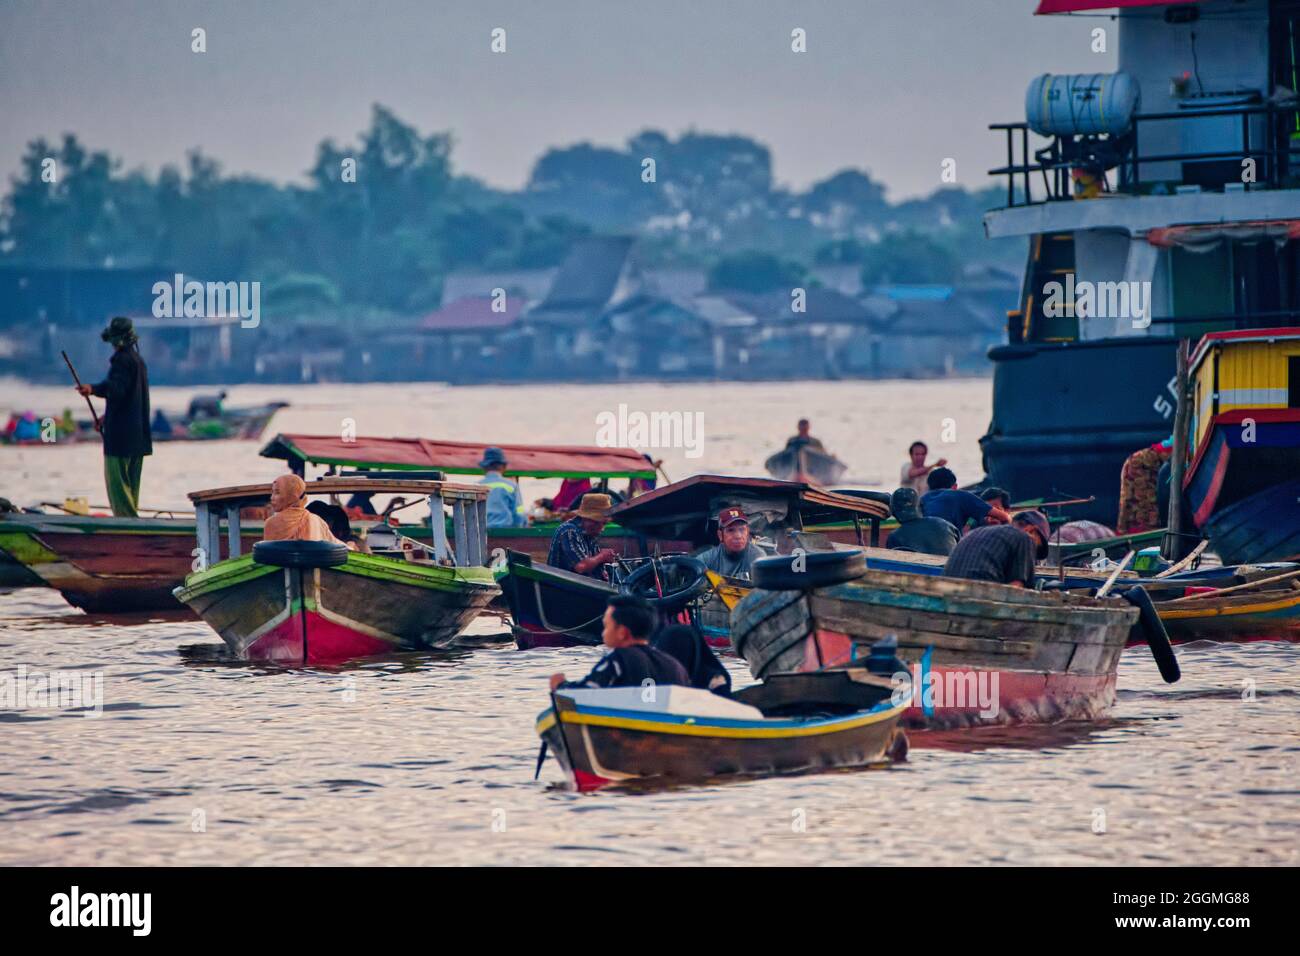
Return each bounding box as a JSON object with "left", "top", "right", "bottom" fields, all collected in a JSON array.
[{"left": 1, "top": 378, "right": 1297, "bottom": 865}]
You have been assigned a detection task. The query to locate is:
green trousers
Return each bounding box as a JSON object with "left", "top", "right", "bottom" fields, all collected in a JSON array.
[{"left": 104, "top": 455, "right": 143, "bottom": 518}]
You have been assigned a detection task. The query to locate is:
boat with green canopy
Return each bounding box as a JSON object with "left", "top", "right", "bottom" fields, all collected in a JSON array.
[{"left": 174, "top": 476, "right": 499, "bottom": 664}]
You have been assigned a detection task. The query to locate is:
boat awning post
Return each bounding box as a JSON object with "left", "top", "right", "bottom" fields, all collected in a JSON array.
[
  {"left": 475, "top": 498, "right": 488, "bottom": 566},
  {"left": 225, "top": 504, "right": 241, "bottom": 559},
  {"left": 429, "top": 492, "right": 450, "bottom": 562},
  {"left": 195, "top": 502, "right": 211, "bottom": 565},
  {"left": 206, "top": 505, "right": 222, "bottom": 564},
  {"left": 451, "top": 499, "right": 469, "bottom": 567}
]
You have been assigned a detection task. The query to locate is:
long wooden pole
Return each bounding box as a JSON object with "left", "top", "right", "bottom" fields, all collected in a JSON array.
[
  {"left": 61, "top": 350, "right": 102, "bottom": 432},
  {"left": 1166, "top": 338, "right": 1192, "bottom": 558},
  {"left": 1163, "top": 567, "right": 1300, "bottom": 604},
  {"left": 1095, "top": 550, "right": 1136, "bottom": 598}
]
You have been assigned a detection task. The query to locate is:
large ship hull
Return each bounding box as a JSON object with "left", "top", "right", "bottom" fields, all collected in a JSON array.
[{"left": 980, "top": 337, "right": 1178, "bottom": 526}]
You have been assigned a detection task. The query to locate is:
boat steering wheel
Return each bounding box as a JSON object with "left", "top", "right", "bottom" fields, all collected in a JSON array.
[{"left": 619, "top": 556, "right": 710, "bottom": 610}]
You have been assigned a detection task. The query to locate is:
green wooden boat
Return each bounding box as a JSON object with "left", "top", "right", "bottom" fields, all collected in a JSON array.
[{"left": 174, "top": 477, "right": 499, "bottom": 664}]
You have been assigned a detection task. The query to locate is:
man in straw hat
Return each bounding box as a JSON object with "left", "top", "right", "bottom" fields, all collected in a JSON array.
[
  {"left": 546, "top": 492, "right": 618, "bottom": 580},
  {"left": 75, "top": 316, "right": 152, "bottom": 517}
]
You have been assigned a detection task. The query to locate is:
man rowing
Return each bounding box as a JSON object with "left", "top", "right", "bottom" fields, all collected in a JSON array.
[{"left": 75, "top": 316, "right": 152, "bottom": 517}]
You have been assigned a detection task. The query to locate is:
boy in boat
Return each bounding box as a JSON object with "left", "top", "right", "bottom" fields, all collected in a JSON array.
[
  {"left": 887, "top": 487, "right": 959, "bottom": 556},
  {"left": 263, "top": 474, "right": 342, "bottom": 544},
  {"left": 695, "top": 506, "right": 766, "bottom": 580},
  {"left": 75, "top": 316, "right": 152, "bottom": 517},
  {"left": 921, "top": 467, "right": 1012, "bottom": 533},
  {"left": 477, "top": 446, "right": 527, "bottom": 528},
  {"left": 942, "top": 510, "right": 1050, "bottom": 588},
  {"left": 549, "top": 595, "right": 689, "bottom": 691},
  {"left": 899, "top": 441, "right": 947, "bottom": 497},
  {"left": 547, "top": 493, "right": 619, "bottom": 580}
]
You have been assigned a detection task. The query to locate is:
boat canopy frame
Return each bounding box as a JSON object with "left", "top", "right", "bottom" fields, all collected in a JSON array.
[
  {"left": 187, "top": 477, "right": 491, "bottom": 569},
  {"left": 259, "top": 433, "right": 657, "bottom": 480}
]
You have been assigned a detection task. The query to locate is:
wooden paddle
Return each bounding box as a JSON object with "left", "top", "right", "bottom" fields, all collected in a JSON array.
[{"left": 61, "top": 350, "right": 102, "bottom": 432}]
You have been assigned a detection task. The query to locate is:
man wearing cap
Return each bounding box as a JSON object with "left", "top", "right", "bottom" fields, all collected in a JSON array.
[
  {"left": 547, "top": 492, "right": 618, "bottom": 580},
  {"left": 695, "top": 507, "right": 767, "bottom": 580},
  {"left": 75, "top": 316, "right": 152, "bottom": 517},
  {"left": 478, "top": 447, "right": 526, "bottom": 528},
  {"left": 942, "top": 509, "right": 1051, "bottom": 588}
]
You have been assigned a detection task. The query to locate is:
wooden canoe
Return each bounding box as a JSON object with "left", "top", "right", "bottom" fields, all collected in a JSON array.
[
  {"left": 536, "top": 672, "right": 907, "bottom": 791},
  {"left": 729, "top": 568, "right": 1140, "bottom": 730}
]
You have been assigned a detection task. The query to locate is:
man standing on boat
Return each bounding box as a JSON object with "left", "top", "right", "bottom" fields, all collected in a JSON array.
[
  {"left": 695, "top": 507, "right": 766, "bottom": 580},
  {"left": 75, "top": 316, "right": 152, "bottom": 517},
  {"left": 547, "top": 493, "right": 618, "bottom": 580},
  {"left": 942, "top": 510, "right": 1050, "bottom": 588},
  {"left": 477, "top": 446, "right": 526, "bottom": 528},
  {"left": 899, "top": 441, "right": 947, "bottom": 496}
]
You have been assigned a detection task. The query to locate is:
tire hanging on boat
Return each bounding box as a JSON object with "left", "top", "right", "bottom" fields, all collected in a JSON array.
[{"left": 1122, "top": 585, "right": 1181, "bottom": 683}]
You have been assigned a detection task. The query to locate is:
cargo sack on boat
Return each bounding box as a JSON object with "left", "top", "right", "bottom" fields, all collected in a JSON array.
[
  {"left": 252, "top": 539, "right": 349, "bottom": 569},
  {"left": 751, "top": 549, "right": 866, "bottom": 591}
]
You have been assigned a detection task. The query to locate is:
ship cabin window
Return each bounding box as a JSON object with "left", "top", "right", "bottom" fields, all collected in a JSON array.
[
  {"left": 1290, "top": 356, "right": 1300, "bottom": 408},
  {"left": 1167, "top": 237, "right": 1299, "bottom": 334}
]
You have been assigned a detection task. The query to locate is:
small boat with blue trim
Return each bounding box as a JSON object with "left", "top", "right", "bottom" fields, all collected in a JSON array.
[{"left": 536, "top": 666, "right": 910, "bottom": 791}]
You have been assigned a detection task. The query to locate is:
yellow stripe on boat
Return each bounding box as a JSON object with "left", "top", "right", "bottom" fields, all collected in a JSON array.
[
  {"left": 1158, "top": 592, "right": 1300, "bottom": 620},
  {"left": 555, "top": 702, "right": 906, "bottom": 739}
]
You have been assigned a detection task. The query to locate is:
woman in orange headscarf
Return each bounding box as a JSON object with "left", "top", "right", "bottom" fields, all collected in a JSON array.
[{"left": 262, "top": 474, "right": 342, "bottom": 543}]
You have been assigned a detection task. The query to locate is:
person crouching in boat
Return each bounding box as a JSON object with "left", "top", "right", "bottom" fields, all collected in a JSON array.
[
  {"left": 696, "top": 506, "right": 766, "bottom": 581},
  {"left": 547, "top": 493, "right": 618, "bottom": 580},
  {"left": 549, "top": 595, "right": 690, "bottom": 691},
  {"left": 653, "top": 623, "right": 731, "bottom": 696},
  {"left": 942, "top": 510, "right": 1050, "bottom": 588},
  {"left": 263, "top": 474, "right": 342, "bottom": 544},
  {"left": 887, "top": 487, "right": 958, "bottom": 556}
]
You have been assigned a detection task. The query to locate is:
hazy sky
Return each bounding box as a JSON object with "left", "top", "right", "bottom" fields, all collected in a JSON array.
[{"left": 0, "top": 0, "right": 1115, "bottom": 200}]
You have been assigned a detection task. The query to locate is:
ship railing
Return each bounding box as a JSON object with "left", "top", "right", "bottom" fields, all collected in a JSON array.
[{"left": 990, "top": 102, "right": 1300, "bottom": 208}]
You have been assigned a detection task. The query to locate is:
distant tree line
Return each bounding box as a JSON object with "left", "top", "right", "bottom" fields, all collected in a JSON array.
[{"left": 0, "top": 104, "right": 1018, "bottom": 318}]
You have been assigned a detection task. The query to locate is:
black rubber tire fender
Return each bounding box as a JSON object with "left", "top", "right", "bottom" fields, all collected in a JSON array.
[
  {"left": 751, "top": 549, "right": 867, "bottom": 591},
  {"left": 1123, "top": 585, "right": 1180, "bottom": 684},
  {"left": 619, "top": 556, "right": 710, "bottom": 610},
  {"left": 252, "top": 539, "right": 350, "bottom": 569}
]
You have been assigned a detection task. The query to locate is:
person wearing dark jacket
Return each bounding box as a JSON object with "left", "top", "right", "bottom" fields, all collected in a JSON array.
[
  {"left": 653, "top": 623, "right": 731, "bottom": 696},
  {"left": 76, "top": 317, "right": 152, "bottom": 517},
  {"left": 550, "top": 595, "right": 689, "bottom": 692},
  {"left": 887, "top": 487, "right": 959, "bottom": 556}
]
